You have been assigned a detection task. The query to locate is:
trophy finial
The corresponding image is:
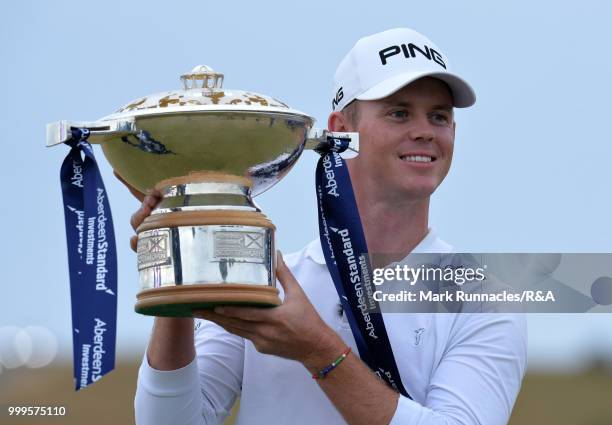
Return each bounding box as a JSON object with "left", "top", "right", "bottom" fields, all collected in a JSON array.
[{"left": 180, "top": 65, "right": 224, "bottom": 90}]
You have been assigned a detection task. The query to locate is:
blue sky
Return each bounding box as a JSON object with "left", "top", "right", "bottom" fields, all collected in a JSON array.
[{"left": 1, "top": 0, "right": 611, "bottom": 370}]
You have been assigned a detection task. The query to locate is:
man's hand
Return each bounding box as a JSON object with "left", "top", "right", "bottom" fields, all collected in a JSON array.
[
  {"left": 114, "top": 171, "right": 195, "bottom": 371},
  {"left": 113, "top": 171, "right": 162, "bottom": 251},
  {"left": 197, "top": 254, "right": 400, "bottom": 425},
  {"left": 115, "top": 170, "right": 344, "bottom": 371},
  {"left": 196, "top": 253, "right": 345, "bottom": 369}
]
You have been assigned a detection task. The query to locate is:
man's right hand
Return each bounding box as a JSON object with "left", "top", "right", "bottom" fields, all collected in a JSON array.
[
  {"left": 113, "top": 171, "right": 163, "bottom": 252},
  {"left": 114, "top": 171, "right": 195, "bottom": 371}
]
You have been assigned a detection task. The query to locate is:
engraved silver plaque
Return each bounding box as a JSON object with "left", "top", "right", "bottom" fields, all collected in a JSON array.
[
  {"left": 213, "top": 229, "right": 265, "bottom": 262},
  {"left": 137, "top": 229, "right": 172, "bottom": 271}
]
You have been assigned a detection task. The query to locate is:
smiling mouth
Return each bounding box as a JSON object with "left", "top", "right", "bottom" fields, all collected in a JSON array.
[{"left": 399, "top": 155, "right": 436, "bottom": 163}]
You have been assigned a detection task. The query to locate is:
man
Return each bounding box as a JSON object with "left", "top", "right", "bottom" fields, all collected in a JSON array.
[{"left": 132, "top": 28, "right": 527, "bottom": 425}]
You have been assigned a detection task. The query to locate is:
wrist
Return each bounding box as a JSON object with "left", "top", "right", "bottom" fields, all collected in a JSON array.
[
  {"left": 301, "top": 330, "right": 347, "bottom": 374},
  {"left": 148, "top": 317, "right": 196, "bottom": 371},
  {"left": 311, "top": 346, "right": 351, "bottom": 380}
]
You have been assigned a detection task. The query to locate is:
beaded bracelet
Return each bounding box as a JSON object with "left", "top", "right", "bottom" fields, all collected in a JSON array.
[{"left": 312, "top": 347, "right": 352, "bottom": 379}]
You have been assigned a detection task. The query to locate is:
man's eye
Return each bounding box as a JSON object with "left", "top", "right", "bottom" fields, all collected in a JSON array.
[
  {"left": 431, "top": 113, "right": 450, "bottom": 124},
  {"left": 389, "top": 110, "right": 408, "bottom": 119}
]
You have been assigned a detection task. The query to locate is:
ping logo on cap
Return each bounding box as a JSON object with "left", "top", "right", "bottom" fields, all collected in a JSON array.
[
  {"left": 332, "top": 87, "right": 344, "bottom": 111},
  {"left": 330, "top": 28, "right": 475, "bottom": 110},
  {"left": 378, "top": 43, "right": 446, "bottom": 69}
]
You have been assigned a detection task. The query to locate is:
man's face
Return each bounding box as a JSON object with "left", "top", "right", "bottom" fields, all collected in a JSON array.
[{"left": 343, "top": 77, "right": 456, "bottom": 201}]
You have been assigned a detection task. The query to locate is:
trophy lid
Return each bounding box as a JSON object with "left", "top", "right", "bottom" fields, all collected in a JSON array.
[
  {"left": 48, "top": 64, "right": 317, "bottom": 196},
  {"left": 108, "top": 64, "right": 295, "bottom": 118}
]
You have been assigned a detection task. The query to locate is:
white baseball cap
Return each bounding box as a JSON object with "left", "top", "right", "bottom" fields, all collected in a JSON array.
[{"left": 331, "top": 28, "right": 476, "bottom": 111}]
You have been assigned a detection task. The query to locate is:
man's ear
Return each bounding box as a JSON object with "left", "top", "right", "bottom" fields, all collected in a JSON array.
[{"left": 328, "top": 111, "right": 352, "bottom": 132}]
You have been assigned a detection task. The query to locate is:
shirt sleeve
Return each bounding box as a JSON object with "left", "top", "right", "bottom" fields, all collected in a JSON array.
[
  {"left": 135, "top": 319, "right": 245, "bottom": 425},
  {"left": 389, "top": 313, "right": 527, "bottom": 425}
]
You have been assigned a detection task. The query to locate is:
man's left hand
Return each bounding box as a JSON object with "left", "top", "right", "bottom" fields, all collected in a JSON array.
[{"left": 195, "top": 252, "right": 345, "bottom": 367}]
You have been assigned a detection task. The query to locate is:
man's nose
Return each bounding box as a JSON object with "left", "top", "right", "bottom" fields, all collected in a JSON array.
[{"left": 407, "top": 116, "right": 435, "bottom": 142}]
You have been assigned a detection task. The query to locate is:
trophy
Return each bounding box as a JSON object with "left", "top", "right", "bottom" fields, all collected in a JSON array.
[{"left": 47, "top": 65, "right": 358, "bottom": 317}]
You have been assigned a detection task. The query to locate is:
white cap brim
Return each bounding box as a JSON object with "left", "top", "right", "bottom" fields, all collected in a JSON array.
[{"left": 356, "top": 71, "right": 476, "bottom": 108}]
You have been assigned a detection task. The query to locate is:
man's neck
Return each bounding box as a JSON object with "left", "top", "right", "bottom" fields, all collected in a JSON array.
[{"left": 351, "top": 180, "right": 430, "bottom": 266}]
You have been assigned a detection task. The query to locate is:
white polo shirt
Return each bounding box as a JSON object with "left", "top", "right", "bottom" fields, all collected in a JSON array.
[{"left": 135, "top": 229, "right": 527, "bottom": 425}]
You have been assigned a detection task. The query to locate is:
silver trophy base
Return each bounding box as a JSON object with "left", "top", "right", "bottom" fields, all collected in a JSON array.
[
  {"left": 134, "top": 177, "right": 280, "bottom": 317},
  {"left": 135, "top": 283, "right": 280, "bottom": 317}
]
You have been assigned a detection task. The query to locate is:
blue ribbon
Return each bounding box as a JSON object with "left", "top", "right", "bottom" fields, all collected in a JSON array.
[
  {"left": 59, "top": 129, "right": 117, "bottom": 390},
  {"left": 316, "top": 137, "right": 410, "bottom": 398}
]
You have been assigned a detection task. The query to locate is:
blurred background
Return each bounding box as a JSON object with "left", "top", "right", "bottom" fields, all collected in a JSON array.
[{"left": 1, "top": 0, "right": 610, "bottom": 424}]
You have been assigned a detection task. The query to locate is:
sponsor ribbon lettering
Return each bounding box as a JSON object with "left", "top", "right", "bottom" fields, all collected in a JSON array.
[
  {"left": 316, "top": 137, "right": 411, "bottom": 397},
  {"left": 59, "top": 129, "right": 117, "bottom": 390}
]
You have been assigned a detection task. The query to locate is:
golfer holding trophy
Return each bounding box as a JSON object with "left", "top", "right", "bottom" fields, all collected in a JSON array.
[{"left": 49, "top": 28, "right": 526, "bottom": 424}]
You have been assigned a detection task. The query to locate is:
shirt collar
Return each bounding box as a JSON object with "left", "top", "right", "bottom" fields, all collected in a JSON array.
[{"left": 305, "top": 227, "right": 452, "bottom": 265}]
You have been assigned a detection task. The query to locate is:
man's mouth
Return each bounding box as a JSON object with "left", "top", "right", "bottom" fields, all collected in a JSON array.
[{"left": 399, "top": 155, "right": 436, "bottom": 163}]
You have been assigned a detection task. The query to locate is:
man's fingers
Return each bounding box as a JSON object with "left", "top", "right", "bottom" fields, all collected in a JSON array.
[
  {"left": 143, "top": 192, "right": 163, "bottom": 209},
  {"left": 147, "top": 188, "right": 164, "bottom": 203},
  {"left": 130, "top": 204, "right": 151, "bottom": 232},
  {"left": 130, "top": 192, "right": 163, "bottom": 231},
  {"left": 214, "top": 306, "right": 272, "bottom": 322},
  {"left": 196, "top": 310, "right": 258, "bottom": 336},
  {"left": 130, "top": 235, "right": 138, "bottom": 252},
  {"left": 196, "top": 310, "right": 251, "bottom": 330},
  {"left": 128, "top": 190, "right": 163, "bottom": 253}
]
